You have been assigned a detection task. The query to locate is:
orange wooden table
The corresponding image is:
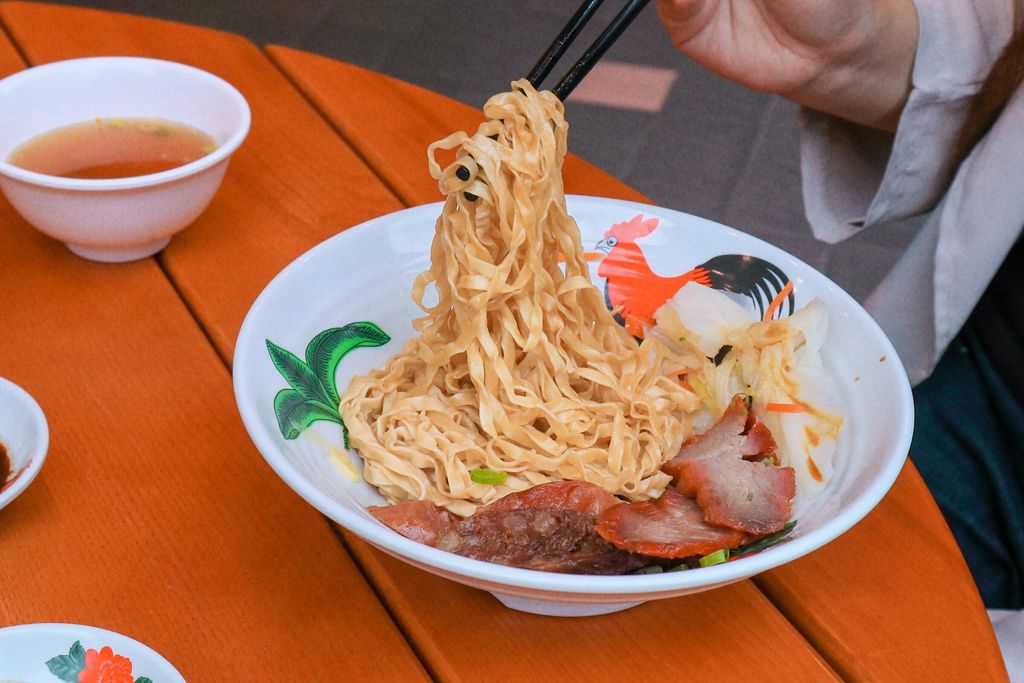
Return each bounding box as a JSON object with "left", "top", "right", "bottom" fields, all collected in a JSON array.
[{"left": 0, "top": 3, "right": 1008, "bottom": 681}]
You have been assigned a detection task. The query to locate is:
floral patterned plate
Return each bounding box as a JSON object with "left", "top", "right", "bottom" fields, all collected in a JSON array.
[
  {"left": 233, "top": 196, "right": 915, "bottom": 616},
  {"left": 0, "top": 623, "right": 185, "bottom": 682},
  {"left": 0, "top": 377, "right": 48, "bottom": 513}
]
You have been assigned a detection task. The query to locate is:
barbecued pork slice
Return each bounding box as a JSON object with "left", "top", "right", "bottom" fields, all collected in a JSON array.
[
  {"left": 595, "top": 488, "right": 748, "bottom": 558},
  {"left": 445, "top": 507, "right": 648, "bottom": 574},
  {"left": 369, "top": 499, "right": 460, "bottom": 546},
  {"left": 662, "top": 396, "right": 777, "bottom": 482},
  {"left": 370, "top": 481, "right": 647, "bottom": 574},
  {"left": 674, "top": 455, "right": 796, "bottom": 535},
  {"left": 742, "top": 420, "right": 778, "bottom": 465},
  {"left": 482, "top": 480, "right": 620, "bottom": 516}
]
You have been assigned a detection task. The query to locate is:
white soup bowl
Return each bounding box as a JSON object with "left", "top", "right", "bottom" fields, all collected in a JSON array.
[{"left": 0, "top": 56, "right": 250, "bottom": 262}]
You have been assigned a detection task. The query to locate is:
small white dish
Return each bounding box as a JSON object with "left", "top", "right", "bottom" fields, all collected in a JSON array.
[
  {"left": 0, "top": 57, "right": 250, "bottom": 262},
  {"left": 0, "top": 622, "right": 185, "bottom": 682},
  {"left": 0, "top": 377, "right": 48, "bottom": 512},
  {"left": 233, "top": 196, "right": 915, "bottom": 617}
]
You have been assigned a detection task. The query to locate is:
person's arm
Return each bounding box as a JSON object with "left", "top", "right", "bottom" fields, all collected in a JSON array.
[
  {"left": 659, "top": 0, "right": 1019, "bottom": 242},
  {"left": 656, "top": 0, "right": 919, "bottom": 130}
]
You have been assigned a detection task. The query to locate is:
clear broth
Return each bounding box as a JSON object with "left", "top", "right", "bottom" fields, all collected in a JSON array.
[{"left": 7, "top": 117, "right": 217, "bottom": 179}]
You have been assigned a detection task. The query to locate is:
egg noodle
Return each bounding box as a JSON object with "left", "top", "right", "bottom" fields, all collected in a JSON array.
[{"left": 340, "top": 80, "right": 700, "bottom": 516}]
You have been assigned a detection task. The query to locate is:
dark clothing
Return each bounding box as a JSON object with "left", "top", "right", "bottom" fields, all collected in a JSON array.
[
  {"left": 971, "top": 237, "right": 1024, "bottom": 395},
  {"left": 911, "top": 237, "right": 1024, "bottom": 609}
]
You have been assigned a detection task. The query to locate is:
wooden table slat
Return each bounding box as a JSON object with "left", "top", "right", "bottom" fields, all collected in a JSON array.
[
  {"left": 343, "top": 533, "right": 841, "bottom": 682},
  {"left": 756, "top": 462, "right": 1007, "bottom": 681},
  {"left": 0, "top": 5, "right": 429, "bottom": 681},
  {"left": 0, "top": 209, "right": 429, "bottom": 681}
]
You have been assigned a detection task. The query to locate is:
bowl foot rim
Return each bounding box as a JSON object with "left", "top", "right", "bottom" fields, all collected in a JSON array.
[
  {"left": 66, "top": 236, "right": 170, "bottom": 262},
  {"left": 490, "top": 591, "right": 645, "bottom": 617}
]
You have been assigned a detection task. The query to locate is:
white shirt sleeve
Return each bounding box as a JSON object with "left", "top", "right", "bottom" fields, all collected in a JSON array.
[{"left": 798, "top": 0, "right": 1017, "bottom": 245}]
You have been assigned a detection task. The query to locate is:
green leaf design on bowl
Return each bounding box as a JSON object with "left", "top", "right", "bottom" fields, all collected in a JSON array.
[
  {"left": 267, "top": 321, "right": 390, "bottom": 444},
  {"left": 45, "top": 640, "right": 86, "bottom": 682}
]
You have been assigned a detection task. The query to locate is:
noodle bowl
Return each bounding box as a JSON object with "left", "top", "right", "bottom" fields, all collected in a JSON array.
[{"left": 341, "top": 81, "right": 700, "bottom": 516}]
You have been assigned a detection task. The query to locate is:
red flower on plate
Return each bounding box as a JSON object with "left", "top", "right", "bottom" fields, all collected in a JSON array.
[{"left": 77, "top": 646, "right": 134, "bottom": 683}]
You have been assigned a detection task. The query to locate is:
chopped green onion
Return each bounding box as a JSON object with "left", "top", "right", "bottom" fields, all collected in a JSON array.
[
  {"left": 731, "top": 520, "right": 797, "bottom": 558},
  {"left": 632, "top": 565, "right": 664, "bottom": 575},
  {"left": 666, "top": 563, "right": 690, "bottom": 572},
  {"left": 470, "top": 468, "right": 508, "bottom": 485},
  {"left": 699, "top": 547, "right": 730, "bottom": 567}
]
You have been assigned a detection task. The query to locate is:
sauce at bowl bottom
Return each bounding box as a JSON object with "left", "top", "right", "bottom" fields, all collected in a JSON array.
[{"left": 0, "top": 442, "right": 10, "bottom": 483}]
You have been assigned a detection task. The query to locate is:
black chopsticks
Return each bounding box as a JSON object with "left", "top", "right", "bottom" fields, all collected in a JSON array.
[{"left": 527, "top": 0, "right": 651, "bottom": 101}]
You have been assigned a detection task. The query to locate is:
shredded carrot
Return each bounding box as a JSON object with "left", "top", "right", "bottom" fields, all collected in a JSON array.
[
  {"left": 667, "top": 367, "right": 701, "bottom": 378},
  {"left": 678, "top": 379, "right": 696, "bottom": 394},
  {"left": 763, "top": 280, "right": 795, "bottom": 321},
  {"left": 766, "top": 402, "right": 808, "bottom": 413},
  {"left": 557, "top": 252, "right": 604, "bottom": 263}
]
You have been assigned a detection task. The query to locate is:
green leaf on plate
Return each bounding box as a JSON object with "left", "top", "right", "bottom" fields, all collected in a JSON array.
[
  {"left": 266, "top": 339, "right": 328, "bottom": 404},
  {"left": 68, "top": 641, "right": 86, "bottom": 667},
  {"left": 305, "top": 322, "right": 391, "bottom": 407},
  {"left": 267, "top": 322, "right": 390, "bottom": 442},
  {"left": 45, "top": 640, "right": 86, "bottom": 682},
  {"left": 273, "top": 388, "right": 307, "bottom": 439},
  {"left": 274, "top": 390, "right": 342, "bottom": 440},
  {"left": 136, "top": 678, "right": 154, "bottom": 683}
]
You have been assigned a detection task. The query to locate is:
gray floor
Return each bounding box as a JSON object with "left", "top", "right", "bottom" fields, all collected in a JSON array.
[{"left": 41, "top": 0, "right": 891, "bottom": 299}]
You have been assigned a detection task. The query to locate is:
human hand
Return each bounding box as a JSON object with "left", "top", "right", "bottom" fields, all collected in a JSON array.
[{"left": 656, "top": 0, "right": 918, "bottom": 130}]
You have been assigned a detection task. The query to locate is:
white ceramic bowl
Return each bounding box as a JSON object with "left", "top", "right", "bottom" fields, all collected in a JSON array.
[
  {"left": 0, "top": 623, "right": 185, "bottom": 682},
  {"left": 0, "top": 377, "right": 48, "bottom": 513},
  {"left": 0, "top": 56, "right": 250, "bottom": 262},
  {"left": 233, "top": 197, "right": 915, "bottom": 617}
]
